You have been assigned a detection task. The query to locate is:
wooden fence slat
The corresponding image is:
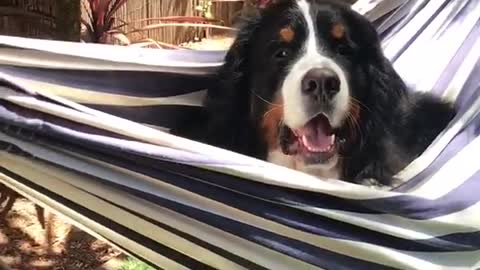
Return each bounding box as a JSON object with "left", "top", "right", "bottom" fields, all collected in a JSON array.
[
  {"left": 0, "top": 0, "right": 59, "bottom": 40},
  {"left": 1, "top": 0, "right": 243, "bottom": 44},
  {"left": 108, "top": 0, "right": 242, "bottom": 45}
]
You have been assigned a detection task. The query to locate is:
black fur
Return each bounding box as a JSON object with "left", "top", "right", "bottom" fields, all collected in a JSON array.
[{"left": 172, "top": 0, "right": 456, "bottom": 186}]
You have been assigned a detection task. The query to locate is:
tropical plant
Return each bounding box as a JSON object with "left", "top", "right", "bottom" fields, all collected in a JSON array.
[
  {"left": 81, "top": 0, "right": 239, "bottom": 48},
  {"left": 257, "top": 0, "right": 273, "bottom": 8},
  {"left": 81, "top": 0, "right": 128, "bottom": 43}
]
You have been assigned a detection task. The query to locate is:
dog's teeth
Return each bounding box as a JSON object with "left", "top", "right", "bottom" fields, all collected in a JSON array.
[{"left": 305, "top": 145, "right": 334, "bottom": 153}]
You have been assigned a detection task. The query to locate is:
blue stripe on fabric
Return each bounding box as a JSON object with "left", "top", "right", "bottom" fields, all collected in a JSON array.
[
  {"left": 85, "top": 193, "right": 273, "bottom": 270},
  {"left": 1, "top": 98, "right": 479, "bottom": 222},
  {"left": 2, "top": 94, "right": 480, "bottom": 223},
  {"left": 87, "top": 104, "right": 206, "bottom": 129},
  {"left": 125, "top": 194, "right": 399, "bottom": 270},
  {"left": 455, "top": 67, "right": 480, "bottom": 115},
  {"left": 0, "top": 139, "right": 299, "bottom": 270},
  {"left": 0, "top": 144, "right": 399, "bottom": 270},
  {"left": 10, "top": 131, "right": 479, "bottom": 254},
  {"left": 387, "top": 0, "right": 451, "bottom": 62},
  {"left": 378, "top": 0, "right": 430, "bottom": 41},
  {"left": 34, "top": 122, "right": 480, "bottom": 222},
  {"left": 431, "top": 8, "right": 480, "bottom": 95},
  {"left": 77, "top": 172, "right": 400, "bottom": 270},
  {"left": 0, "top": 168, "right": 215, "bottom": 270},
  {"left": 0, "top": 66, "right": 215, "bottom": 98},
  {"left": 103, "top": 153, "right": 480, "bottom": 252},
  {"left": 395, "top": 89, "right": 480, "bottom": 192}
]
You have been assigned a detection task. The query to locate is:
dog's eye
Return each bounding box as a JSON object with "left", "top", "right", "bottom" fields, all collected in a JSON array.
[{"left": 274, "top": 49, "right": 290, "bottom": 59}]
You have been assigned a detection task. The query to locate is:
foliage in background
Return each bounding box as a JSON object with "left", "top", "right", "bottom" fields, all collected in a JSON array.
[
  {"left": 81, "top": 0, "right": 238, "bottom": 48},
  {"left": 81, "top": 0, "right": 128, "bottom": 43},
  {"left": 257, "top": 0, "right": 272, "bottom": 8},
  {"left": 196, "top": 0, "right": 214, "bottom": 19},
  {"left": 120, "top": 257, "right": 156, "bottom": 270}
]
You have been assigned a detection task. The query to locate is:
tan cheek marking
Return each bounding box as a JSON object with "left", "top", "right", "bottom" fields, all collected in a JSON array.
[
  {"left": 260, "top": 95, "right": 284, "bottom": 150},
  {"left": 331, "top": 23, "right": 345, "bottom": 40},
  {"left": 279, "top": 27, "right": 295, "bottom": 43}
]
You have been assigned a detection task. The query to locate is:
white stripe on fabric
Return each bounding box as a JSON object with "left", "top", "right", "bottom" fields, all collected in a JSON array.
[
  {"left": 377, "top": 0, "right": 424, "bottom": 40},
  {"left": 391, "top": 0, "right": 465, "bottom": 87},
  {"left": 0, "top": 87, "right": 400, "bottom": 199},
  {"left": 474, "top": 257, "right": 480, "bottom": 269},
  {"left": 41, "top": 155, "right": 323, "bottom": 270},
  {"left": 416, "top": 0, "right": 480, "bottom": 92},
  {"left": 3, "top": 146, "right": 477, "bottom": 270},
  {"left": 0, "top": 75, "right": 207, "bottom": 107},
  {"left": 352, "top": 0, "right": 408, "bottom": 21},
  {"left": 383, "top": 0, "right": 448, "bottom": 59},
  {"left": 394, "top": 1, "right": 479, "bottom": 91},
  {"left": 409, "top": 135, "right": 480, "bottom": 198},
  {"left": 4, "top": 129, "right": 478, "bottom": 244},
  {"left": 432, "top": 201, "right": 480, "bottom": 232},
  {"left": 396, "top": 94, "right": 480, "bottom": 183},
  {"left": 0, "top": 153, "right": 247, "bottom": 270},
  {"left": 0, "top": 161, "right": 189, "bottom": 270},
  {"left": 0, "top": 48, "right": 217, "bottom": 76},
  {"left": 0, "top": 141, "right": 323, "bottom": 270},
  {"left": 296, "top": 205, "right": 480, "bottom": 241},
  {"left": 3, "top": 133, "right": 477, "bottom": 270},
  {"left": 0, "top": 35, "right": 224, "bottom": 68},
  {"left": 443, "top": 37, "right": 480, "bottom": 102},
  {"left": 402, "top": 249, "right": 480, "bottom": 270}
]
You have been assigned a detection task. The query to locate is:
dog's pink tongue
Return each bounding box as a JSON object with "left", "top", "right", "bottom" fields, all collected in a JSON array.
[{"left": 297, "top": 118, "right": 334, "bottom": 152}]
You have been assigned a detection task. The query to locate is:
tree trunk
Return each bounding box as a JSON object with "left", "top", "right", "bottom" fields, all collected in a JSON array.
[{"left": 55, "top": 0, "right": 80, "bottom": 41}]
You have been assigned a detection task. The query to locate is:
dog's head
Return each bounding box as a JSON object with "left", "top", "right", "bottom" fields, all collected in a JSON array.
[{"left": 207, "top": 0, "right": 405, "bottom": 175}]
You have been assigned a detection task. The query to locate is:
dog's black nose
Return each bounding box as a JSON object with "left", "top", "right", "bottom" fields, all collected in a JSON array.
[{"left": 301, "top": 68, "right": 340, "bottom": 100}]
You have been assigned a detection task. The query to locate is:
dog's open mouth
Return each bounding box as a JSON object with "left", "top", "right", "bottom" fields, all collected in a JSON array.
[{"left": 280, "top": 114, "right": 338, "bottom": 164}]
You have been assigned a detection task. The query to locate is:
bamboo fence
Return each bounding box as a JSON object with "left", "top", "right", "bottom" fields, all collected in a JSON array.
[
  {"left": 1, "top": 0, "right": 241, "bottom": 44},
  {"left": 0, "top": 0, "right": 57, "bottom": 39},
  {"left": 111, "top": 0, "right": 244, "bottom": 45}
]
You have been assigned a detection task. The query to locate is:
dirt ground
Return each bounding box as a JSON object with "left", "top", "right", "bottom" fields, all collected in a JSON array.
[{"left": 0, "top": 184, "right": 123, "bottom": 270}]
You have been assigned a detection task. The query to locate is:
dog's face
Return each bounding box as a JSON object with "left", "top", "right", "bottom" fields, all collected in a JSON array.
[{"left": 210, "top": 0, "right": 395, "bottom": 178}]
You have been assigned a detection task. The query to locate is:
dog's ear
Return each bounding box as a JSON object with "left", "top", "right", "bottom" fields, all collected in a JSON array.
[
  {"left": 202, "top": 15, "right": 264, "bottom": 156},
  {"left": 347, "top": 11, "right": 408, "bottom": 106}
]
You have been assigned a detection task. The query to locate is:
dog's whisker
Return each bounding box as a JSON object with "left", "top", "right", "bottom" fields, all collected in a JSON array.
[
  {"left": 350, "top": 115, "right": 362, "bottom": 139},
  {"left": 250, "top": 90, "right": 283, "bottom": 107},
  {"left": 263, "top": 107, "right": 279, "bottom": 119},
  {"left": 346, "top": 112, "right": 364, "bottom": 147},
  {"left": 350, "top": 97, "right": 371, "bottom": 113},
  {"left": 346, "top": 101, "right": 364, "bottom": 140}
]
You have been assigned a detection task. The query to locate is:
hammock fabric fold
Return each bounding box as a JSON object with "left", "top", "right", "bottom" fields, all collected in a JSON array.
[{"left": 1, "top": 0, "right": 480, "bottom": 269}]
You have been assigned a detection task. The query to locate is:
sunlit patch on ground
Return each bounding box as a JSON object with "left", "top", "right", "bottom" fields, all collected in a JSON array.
[
  {"left": 180, "top": 35, "right": 234, "bottom": 50},
  {"left": 0, "top": 188, "right": 122, "bottom": 270}
]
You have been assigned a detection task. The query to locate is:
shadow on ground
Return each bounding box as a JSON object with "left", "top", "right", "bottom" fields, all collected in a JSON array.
[{"left": 0, "top": 183, "right": 122, "bottom": 270}]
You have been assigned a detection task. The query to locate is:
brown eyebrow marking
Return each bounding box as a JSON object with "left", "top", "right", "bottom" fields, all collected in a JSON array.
[
  {"left": 279, "top": 26, "right": 295, "bottom": 43},
  {"left": 331, "top": 22, "right": 345, "bottom": 39}
]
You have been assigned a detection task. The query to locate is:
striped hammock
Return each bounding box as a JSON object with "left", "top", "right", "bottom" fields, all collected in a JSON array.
[{"left": 1, "top": 0, "right": 479, "bottom": 269}]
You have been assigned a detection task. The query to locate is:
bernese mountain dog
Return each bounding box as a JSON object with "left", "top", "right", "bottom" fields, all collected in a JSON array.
[{"left": 173, "top": 0, "right": 456, "bottom": 187}]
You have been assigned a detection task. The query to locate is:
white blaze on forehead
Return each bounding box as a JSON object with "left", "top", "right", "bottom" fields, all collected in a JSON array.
[{"left": 281, "top": 0, "right": 350, "bottom": 129}]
